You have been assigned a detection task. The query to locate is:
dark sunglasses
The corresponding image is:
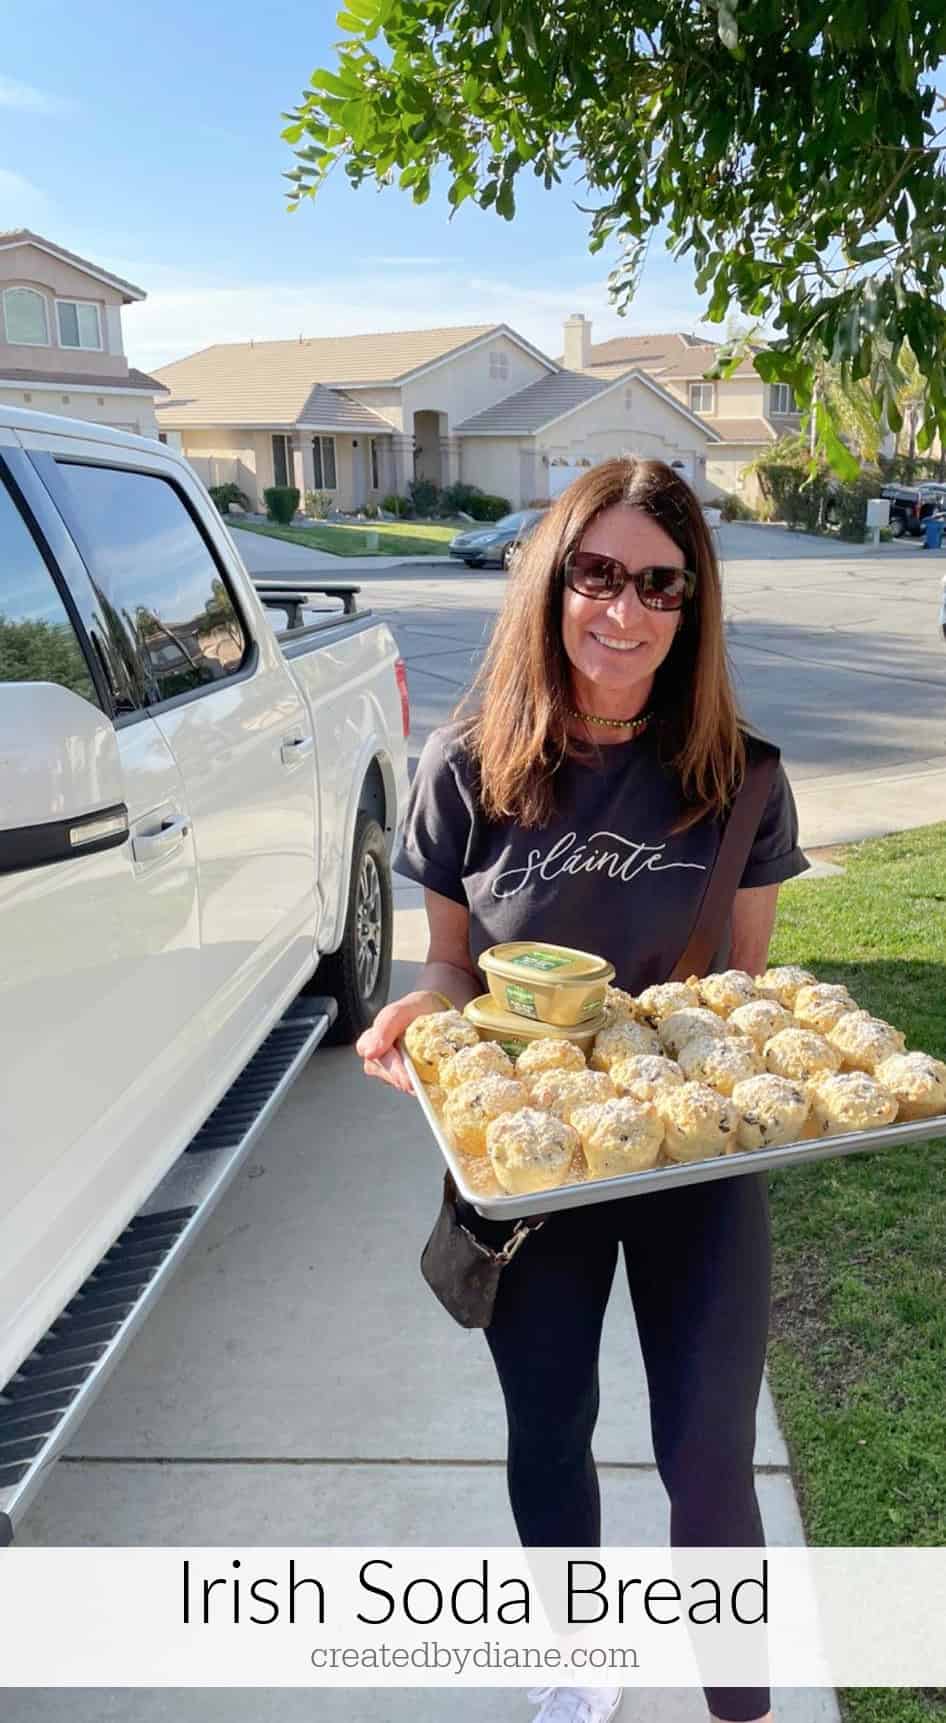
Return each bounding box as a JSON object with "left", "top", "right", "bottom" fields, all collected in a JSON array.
[{"left": 562, "top": 550, "right": 696, "bottom": 611}]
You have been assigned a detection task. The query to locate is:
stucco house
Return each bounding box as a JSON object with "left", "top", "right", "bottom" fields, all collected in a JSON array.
[
  {"left": 0, "top": 230, "right": 166, "bottom": 436},
  {"left": 558, "top": 314, "right": 804, "bottom": 500},
  {"left": 153, "top": 320, "right": 721, "bottom": 513}
]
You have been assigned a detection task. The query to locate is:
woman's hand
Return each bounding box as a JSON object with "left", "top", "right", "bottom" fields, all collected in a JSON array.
[{"left": 356, "top": 990, "right": 451, "bottom": 1094}]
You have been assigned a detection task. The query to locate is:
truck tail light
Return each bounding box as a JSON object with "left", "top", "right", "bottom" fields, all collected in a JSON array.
[{"left": 394, "top": 657, "right": 410, "bottom": 738}]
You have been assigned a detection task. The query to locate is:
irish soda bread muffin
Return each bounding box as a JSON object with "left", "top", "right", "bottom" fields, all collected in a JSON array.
[
  {"left": 827, "top": 1011, "right": 906, "bottom": 1073},
  {"left": 730, "top": 1074, "right": 811, "bottom": 1151},
  {"left": 692, "top": 970, "right": 759, "bottom": 1016},
  {"left": 791, "top": 982, "right": 857, "bottom": 1035},
  {"left": 609, "top": 1053, "right": 684, "bottom": 1103},
  {"left": 754, "top": 965, "right": 816, "bottom": 1009},
  {"left": 570, "top": 1097, "right": 663, "bottom": 1178},
  {"left": 635, "top": 981, "right": 701, "bottom": 1025},
  {"left": 527, "top": 1068, "right": 616, "bottom": 1122},
  {"left": 486, "top": 1108, "right": 578, "bottom": 1195},
  {"left": 763, "top": 1027, "right": 841, "bottom": 1082},
  {"left": 516, "top": 1037, "right": 586, "bottom": 1079},
  {"left": 404, "top": 1010, "right": 480, "bottom": 1082},
  {"left": 602, "top": 985, "right": 640, "bottom": 1024},
  {"left": 439, "top": 1039, "right": 515, "bottom": 1091},
  {"left": 874, "top": 1051, "right": 946, "bottom": 1120},
  {"left": 655, "top": 1081, "right": 738, "bottom": 1162},
  {"left": 442, "top": 1075, "right": 530, "bottom": 1156},
  {"left": 728, "top": 998, "right": 794, "bottom": 1050},
  {"left": 590, "top": 1019, "right": 661, "bottom": 1071},
  {"left": 678, "top": 1032, "right": 764, "bottom": 1095},
  {"left": 807, "top": 1071, "right": 898, "bottom": 1135},
  {"left": 659, "top": 1007, "right": 733, "bottom": 1060}
]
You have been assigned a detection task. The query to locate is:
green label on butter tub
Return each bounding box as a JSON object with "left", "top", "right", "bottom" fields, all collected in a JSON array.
[
  {"left": 579, "top": 994, "right": 603, "bottom": 1021},
  {"left": 507, "top": 951, "right": 571, "bottom": 972},
  {"left": 505, "top": 984, "right": 539, "bottom": 1018}
]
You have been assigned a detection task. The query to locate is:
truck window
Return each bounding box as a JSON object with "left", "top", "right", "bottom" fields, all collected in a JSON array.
[
  {"left": 0, "top": 473, "right": 97, "bottom": 704},
  {"left": 50, "top": 462, "right": 249, "bottom": 708}
]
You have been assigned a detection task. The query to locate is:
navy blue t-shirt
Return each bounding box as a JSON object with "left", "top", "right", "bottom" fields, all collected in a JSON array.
[{"left": 393, "top": 722, "right": 809, "bottom": 993}]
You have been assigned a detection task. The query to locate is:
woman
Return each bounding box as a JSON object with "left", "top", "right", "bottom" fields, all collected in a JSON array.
[{"left": 356, "top": 457, "right": 809, "bottom": 1723}]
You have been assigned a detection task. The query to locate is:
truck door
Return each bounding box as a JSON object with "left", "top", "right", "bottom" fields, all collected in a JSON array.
[
  {"left": 36, "top": 453, "right": 318, "bottom": 1053},
  {"left": 0, "top": 457, "right": 201, "bottom": 1378}
]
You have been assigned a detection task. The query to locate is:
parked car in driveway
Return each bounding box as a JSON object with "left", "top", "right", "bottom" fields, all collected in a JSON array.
[
  {"left": 0, "top": 405, "right": 410, "bottom": 1543},
  {"left": 880, "top": 483, "right": 946, "bottom": 538},
  {"left": 449, "top": 507, "right": 546, "bottom": 568}
]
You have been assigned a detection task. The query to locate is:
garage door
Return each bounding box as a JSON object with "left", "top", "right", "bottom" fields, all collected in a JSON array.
[{"left": 548, "top": 460, "right": 589, "bottom": 498}]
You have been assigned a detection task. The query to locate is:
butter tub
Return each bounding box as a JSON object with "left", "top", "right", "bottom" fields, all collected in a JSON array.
[
  {"left": 478, "top": 941, "right": 615, "bottom": 1026},
  {"left": 464, "top": 993, "right": 607, "bottom": 1059}
]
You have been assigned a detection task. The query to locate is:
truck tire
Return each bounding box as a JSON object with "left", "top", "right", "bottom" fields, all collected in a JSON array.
[{"left": 315, "top": 813, "right": 393, "bottom": 1044}]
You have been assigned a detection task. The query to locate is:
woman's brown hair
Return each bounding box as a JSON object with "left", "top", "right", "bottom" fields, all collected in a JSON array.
[{"left": 456, "top": 456, "right": 747, "bottom": 833}]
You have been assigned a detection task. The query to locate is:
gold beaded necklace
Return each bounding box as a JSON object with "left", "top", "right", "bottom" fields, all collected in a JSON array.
[{"left": 567, "top": 707, "right": 653, "bottom": 734}]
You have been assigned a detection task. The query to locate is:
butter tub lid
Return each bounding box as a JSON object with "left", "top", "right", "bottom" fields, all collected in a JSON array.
[
  {"left": 479, "top": 941, "right": 615, "bottom": 986},
  {"left": 464, "top": 994, "right": 608, "bottom": 1042}
]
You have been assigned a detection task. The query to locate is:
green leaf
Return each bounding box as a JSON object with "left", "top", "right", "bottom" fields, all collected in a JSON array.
[
  {"left": 336, "top": 10, "right": 366, "bottom": 31},
  {"left": 816, "top": 400, "right": 861, "bottom": 480},
  {"left": 309, "top": 65, "right": 359, "bottom": 98},
  {"left": 893, "top": 194, "right": 909, "bottom": 245}
]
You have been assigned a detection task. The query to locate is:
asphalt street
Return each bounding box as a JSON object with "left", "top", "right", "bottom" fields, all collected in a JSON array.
[{"left": 10, "top": 522, "right": 943, "bottom": 1723}]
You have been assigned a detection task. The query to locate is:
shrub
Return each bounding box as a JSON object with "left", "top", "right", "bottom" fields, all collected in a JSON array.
[
  {"left": 442, "top": 480, "right": 487, "bottom": 514},
  {"left": 525, "top": 497, "right": 552, "bottom": 510},
  {"left": 381, "top": 493, "right": 413, "bottom": 517},
  {"left": 209, "top": 482, "right": 250, "bottom": 514},
  {"left": 263, "top": 485, "right": 300, "bottom": 524},
  {"left": 468, "top": 491, "right": 512, "bottom": 521},
  {"left": 719, "top": 493, "right": 757, "bottom": 521},
  {"left": 832, "top": 473, "right": 880, "bottom": 542},
  {"left": 408, "top": 477, "right": 441, "bottom": 517},
  {"left": 304, "top": 489, "right": 332, "bottom": 518}
]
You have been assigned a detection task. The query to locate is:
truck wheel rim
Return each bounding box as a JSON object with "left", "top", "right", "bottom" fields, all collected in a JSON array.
[{"left": 356, "top": 853, "right": 383, "bottom": 996}]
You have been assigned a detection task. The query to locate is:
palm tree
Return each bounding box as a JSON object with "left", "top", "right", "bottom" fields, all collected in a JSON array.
[
  {"left": 893, "top": 344, "right": 928, "bottom": 463},
  {"left": 805, "top": 353, "right": 885, "bottom": 463}
]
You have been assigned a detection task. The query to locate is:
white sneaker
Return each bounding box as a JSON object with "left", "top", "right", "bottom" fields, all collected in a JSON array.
[{"left": 527, "top": 1686, "right": 622, "bottom": 1723}]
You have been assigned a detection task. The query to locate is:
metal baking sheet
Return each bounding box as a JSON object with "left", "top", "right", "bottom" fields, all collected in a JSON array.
[{"left": 401, "top": 1048, "right": 946, "bottom": 1220}]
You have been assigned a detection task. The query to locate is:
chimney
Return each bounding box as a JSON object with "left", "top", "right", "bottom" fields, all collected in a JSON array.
[{"left": 563, "top": 312, "right": 592, "bottom": 370}]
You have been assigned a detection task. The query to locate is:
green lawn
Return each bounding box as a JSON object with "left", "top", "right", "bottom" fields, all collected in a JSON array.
[
  {"left": 230, "top": 518, "right": 457, "bottom": 557},
  {"left": 766, "top": 824, "right": 946, "bottom": 1723}
]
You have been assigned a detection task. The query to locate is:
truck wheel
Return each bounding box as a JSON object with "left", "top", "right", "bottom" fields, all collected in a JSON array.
[
  {"left": 890, "top": 515, "right": 905, "bottom": 538},
  {"left": 315, "top": 814, "right": 393, "bottom": 1044}
]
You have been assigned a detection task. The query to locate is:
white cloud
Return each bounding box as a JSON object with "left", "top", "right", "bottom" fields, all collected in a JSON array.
[
  {"left": 0, "top": 76, "right": 68, "bottom": 115},
  {"left": 0, "top": 168, "right": 53, "bottom": 228},
  {"left": 120, "top": 259, "right": 722, "bottom": 373}
]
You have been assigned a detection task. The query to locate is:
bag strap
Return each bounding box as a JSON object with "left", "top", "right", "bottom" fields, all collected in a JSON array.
[{"left": 669, "top": 747, "right": 778, "bottom": 982}]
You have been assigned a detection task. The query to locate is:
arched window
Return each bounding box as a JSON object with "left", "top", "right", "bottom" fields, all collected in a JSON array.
[{"left": 3, "top": 287, "right": 49, "bottom": 345}]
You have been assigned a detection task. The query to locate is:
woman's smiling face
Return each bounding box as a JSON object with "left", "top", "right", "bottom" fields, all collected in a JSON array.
[{"left": 561, "top": 503, "right": 686, "bottom": 715}]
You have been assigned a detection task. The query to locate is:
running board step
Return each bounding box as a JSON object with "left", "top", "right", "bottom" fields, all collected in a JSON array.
[{"left": 0, "top": 992, "right": 336, "bottom": 1545}]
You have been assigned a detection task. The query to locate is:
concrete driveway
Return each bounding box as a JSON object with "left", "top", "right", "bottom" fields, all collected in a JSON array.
[{"left": 11, "top": 522, "right": 942, "bottom": 1722}]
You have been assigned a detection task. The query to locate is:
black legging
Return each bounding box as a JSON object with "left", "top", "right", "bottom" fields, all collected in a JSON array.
[{"left": 458, "top": 1172, "right": 772, "bottom": 1722}]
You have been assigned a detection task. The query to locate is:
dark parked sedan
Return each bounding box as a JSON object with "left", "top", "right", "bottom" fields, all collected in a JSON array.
[{"left": 448, "top": 508, "right": 546, "bottom": 568}]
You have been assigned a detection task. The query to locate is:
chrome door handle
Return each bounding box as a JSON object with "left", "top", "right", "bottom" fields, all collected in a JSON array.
[
  {"left": 132, "top": 815, "right": 191, "bottom": 865},
  {"left": 280, "top": 734, "right": 314, "bottom": 767}
]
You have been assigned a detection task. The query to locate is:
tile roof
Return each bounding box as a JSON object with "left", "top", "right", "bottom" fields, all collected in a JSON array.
[
  {"left": 454, "top": 369, "right": 611, "bottom": 434},
  {"left": 565, "top": 330, "right": 763, "bottom": 381},
  {"left": 153, "top": 324, "right": 515, "bottom": 426},
  {"left": 0, "top": 229, "right": 146, "bottom": 301},
  {"left": 0, "top": 363, "right": 166, "bottom": 394},
  {"left": 704, "top": 417, "right": 778, "bottom": 443},
  {"left": 295, "top": 384, "right": 395, "bottom": 431}
]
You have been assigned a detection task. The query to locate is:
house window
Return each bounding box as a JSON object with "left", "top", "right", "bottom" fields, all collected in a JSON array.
[
  {"left": 771, "top": 383, "right": 796, "bottom": 414},
  {"left": 272, "top": 433, "right": 292, "bottom": 488},
  {"left": 57, "top": 299, "right": 102, "bottom": 350},
  {"left": 370, "top": 437, "right": 382, "bottom": 490},
  {"left": 689, "top": 382, "right": 715, "bottom": 414},
  {"left": 489, "top": 349, "right": 509, "bottom": 381},
  {"left": 312, "top": 435, "right": 337, "bottom": 489},
  {"left": 3, "top": 286, "right": 49, "bottom": 345}
]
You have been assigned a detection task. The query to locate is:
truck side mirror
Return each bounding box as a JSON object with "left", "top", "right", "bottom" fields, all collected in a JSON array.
[{"left": 0, "top": 683, "right": 128, "bottom": 873}]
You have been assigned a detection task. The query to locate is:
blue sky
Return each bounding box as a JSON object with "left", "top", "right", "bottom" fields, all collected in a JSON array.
[{"left": 2, "top": 0, "right": 733, "bottom": 372}]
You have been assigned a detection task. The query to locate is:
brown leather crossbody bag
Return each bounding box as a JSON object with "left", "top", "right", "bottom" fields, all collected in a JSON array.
[{"left": 420, "top": 747, "right": 779, "bottom": 1329}]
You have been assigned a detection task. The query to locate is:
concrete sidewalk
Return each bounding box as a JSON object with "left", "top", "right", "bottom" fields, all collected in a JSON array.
[{"left": 13, "top": 902, "right": 839, "bottom": 1723}]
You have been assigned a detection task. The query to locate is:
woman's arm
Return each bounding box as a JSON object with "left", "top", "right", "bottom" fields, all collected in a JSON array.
[
  {"left": 730, "top": 883, "right": 781, "bottom": 976},
  {"left": 357, "top": 888, "right": 477, "bottom": 1093}
]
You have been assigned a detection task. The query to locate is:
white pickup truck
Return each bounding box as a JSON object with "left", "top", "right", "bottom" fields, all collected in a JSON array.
[{"left": 0, "top": 406, "right": 410, "bottom": 1542}]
